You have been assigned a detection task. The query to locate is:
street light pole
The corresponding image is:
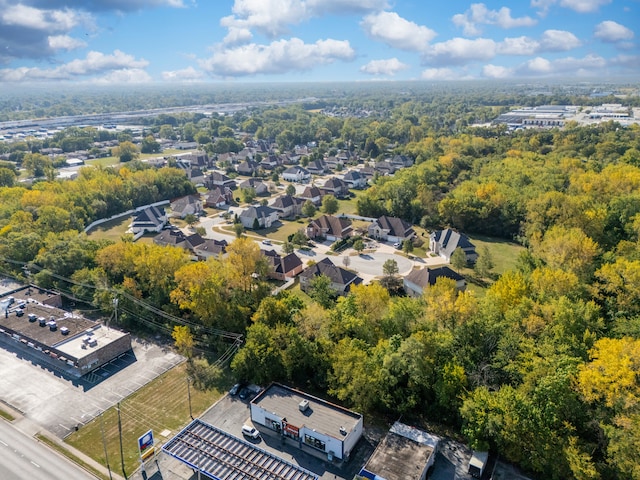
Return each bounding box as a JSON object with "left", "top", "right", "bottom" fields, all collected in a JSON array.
[{"left": 100, "top": 412, "right": 113, "bottom": 480}]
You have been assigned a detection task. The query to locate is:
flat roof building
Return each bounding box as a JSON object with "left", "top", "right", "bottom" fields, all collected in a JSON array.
[
  {"left": 358, "top": 422, "right": 439, "bottom": 480},
  {"left": 250, "top": 383, "right": 363, "bottom": 462},
  {"left": 0, "top": 285, "right": 131, "bottom": 377}
]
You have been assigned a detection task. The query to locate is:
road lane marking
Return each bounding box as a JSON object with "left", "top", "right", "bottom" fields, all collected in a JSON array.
[
  {"left": 30, "top": 461, "right": 40, "bottom": 468},
  {"left": 0, "top": 440, "right": 7, "bottom": 446}
]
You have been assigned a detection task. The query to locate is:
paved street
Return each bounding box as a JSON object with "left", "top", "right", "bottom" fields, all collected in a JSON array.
[{"left": 0, "top": 420, "right": 94, "bottom": 480}]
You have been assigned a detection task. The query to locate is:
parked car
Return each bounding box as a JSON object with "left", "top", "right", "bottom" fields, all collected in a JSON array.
[
  {"left": 262, "top": 239, "right": 271, "bottom": 245},
  {"left": 229, "top": 383, "right": 242, "bottom": 396},
  {"left": 393, "top": 242, "right": 401, "bottom": 249},
  {"left": 242, "top": 425, "right": 260, "bottom": 439}
]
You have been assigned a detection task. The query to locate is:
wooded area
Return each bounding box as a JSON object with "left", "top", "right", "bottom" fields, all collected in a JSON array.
[{"left": 1, "top": 85, "right": 639, "bottom": 479}]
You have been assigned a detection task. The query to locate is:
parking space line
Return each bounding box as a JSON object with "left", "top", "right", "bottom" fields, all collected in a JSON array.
[{"left": 58, "top": 424, "right": 70, "bottom": 431}]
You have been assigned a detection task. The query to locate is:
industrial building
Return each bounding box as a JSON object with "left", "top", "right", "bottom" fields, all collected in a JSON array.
[
  {"left": 250, "top": 383, "right": 363, "bottom": 462},
  {"left": 358, "top": 422, "right": 439, "bottom": 480},
  {"left": 0, "top": 285, "right": 131, "bottom": 377}
]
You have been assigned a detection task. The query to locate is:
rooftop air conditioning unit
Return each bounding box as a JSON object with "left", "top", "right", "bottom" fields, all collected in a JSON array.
[{"left": 298, "top": 400, "right": 310, "bottom": 412}]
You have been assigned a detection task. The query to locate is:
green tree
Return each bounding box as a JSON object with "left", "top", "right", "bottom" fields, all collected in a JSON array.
[
  {"left": 285, "top": 184, "right": 296, "bottom": 196},
  {"left": 322, "top": 194, "right": 339, "bottom": 215},
  {"left": 302, "top": 200, "right": 316, "bottom": 217},
  {"left": 233, "top": 222, "right": 245, "bottom": 238},
  {"left": 308, "top": 274, "right": 336, "bottom": 309},
  {"left": 184, "top": 213, "right": 198, "bottom": 228},
  {"left": 402, "top": 239, "right": 414, "bottom": 257},
  {"left": 140, "top": 135, "right": 161, "bottom": 154},
  {"left": 0, "top": 167, "right": 16, "bottom": 187},
  {"left": 291, "top": 229, "right": 307, "bottom": 247},
  {"left": 113, "top": 141, "right": 138, "bottom": 163},
  {"left": 474, "top": 245, "right": 494, "bottom": 277},
  {"left": 353, "top": 238, "right": 365, "bottom": 254},
  {"left": 282, "top": 240, "right": 294, "bottom": 254},
  {"left": 451, "top": 247, "right": 467, "bottom": 271}
]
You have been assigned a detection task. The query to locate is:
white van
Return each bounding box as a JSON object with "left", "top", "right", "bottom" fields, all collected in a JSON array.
[{"left": 241, "top": 425, "right": 260, "bottom": 439}]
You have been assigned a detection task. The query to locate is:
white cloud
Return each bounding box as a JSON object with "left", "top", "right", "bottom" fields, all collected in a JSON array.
[
  {"left": 162, "top": 66, "right": 205, "bottom": 82},
  {"left": 539, "top": 29, "right": 582, "bottom": 51},
  {"left": 91, "top": 68, "right": 152, "bottom": 85},
  {"left": 306, "top": 0, "right": 389, "bottom": 15},
  {"left": 360, "top": 58, "right": 409, "bottom": 76},
  {"left": 199, "top": 37, "right": 355, "bottom": 77},
  {"left": 0, "top": 49, "right": 149, "bottom": 82},
  {"left": 361, "top": 11, "right": 436, "bottom": 52},
  {"left": 2, "top": 4, "right": 89, "bottom": 32},
  {"left": 498, "top": 36, "right": 539, "bottom": 55},
  {"left": 483, "top": 64, "right": 512, "bottom": 78},
  {"left": 223, "top": 26, "right": 253, "bottom": 46},
  {"left": 453, "top": 3, "right": 537, "bottom": 36},
  {"left": 425, "top": 37, "right": 497, "bottom": 66},
  {"left": 48, "top": 35, "right": 87, "bottom": 51},
  {"left": 594, "top": 21, "right": 634, "bottom": 43},
  {"left": 420, "top": 68, "right": 458, "bottom": 80},
  {"left": 221, "top": 0, "right": 307, "bottom": 38},
  {"left": 531, "top": 0, "right": 611, "bottom": 15},
  {"left": 516, "top": 53, "right": 606, "bottom": 76}
]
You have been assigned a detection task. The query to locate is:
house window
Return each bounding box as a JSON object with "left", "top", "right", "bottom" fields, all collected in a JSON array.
[{"left": 304, "top": 434, "right": 326, "bottom": 452}]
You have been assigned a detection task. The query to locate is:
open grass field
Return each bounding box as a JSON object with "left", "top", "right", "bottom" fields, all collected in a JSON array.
[
  {"left": 468, "top": 234, "right": 525, "bottom": 276},
  {"left": 85, "top": 215, "right": 131, "bottom": 241},
  {"left": 66, "top": 362, "right": 225, "bottom": 477},
  {"left": 85, "top": 148, "right": 188, "bottom": 168},
  {"left": 337, "top": 190, "right": 365, "bottom": 215}
]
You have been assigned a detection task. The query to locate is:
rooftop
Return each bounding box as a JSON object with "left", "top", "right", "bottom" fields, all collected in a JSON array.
[{"left": 252, "top": 383, "right": 362, "bottom": 441}]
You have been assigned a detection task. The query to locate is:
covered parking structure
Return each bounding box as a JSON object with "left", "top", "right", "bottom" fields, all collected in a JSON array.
[{"left": 162, "top": 419, "right": 319, "bottom": 480}]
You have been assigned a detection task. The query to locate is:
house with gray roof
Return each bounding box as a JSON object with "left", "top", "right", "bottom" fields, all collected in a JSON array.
[
  {"left": 239, "top": 205, "right": 279, "bottom": 230},
  {"left": 282, "top": 166, "right": 310, "bottom": 183},
  {"left": 299, "top": 257, "right": 362, "bottom": 295},
  {"left": 271, "top": 194, "right": 305, "bottom": 219},
  {"left": 343, "top": 170, "right": 367, "bottom": 189},
  {"left": 429, "top": 228, "right": 478, "bottom": 264},
  {"left": 130, "top": 205, "right": 167, "bottom": 234},
  {"left": 170, "top": 194, "right": 203, "bottom": 219},
  {"left": 403, "top": 266, "right": 466, "bottom": 297},
  {"left": 238, "top": 178, "right": 269, "bottom": 196},
  {"left": 368, "top": 215, "right": 416, "bottom": 243},
  {"left": 322, "top": 177, "right": 349, "bottom": 198}
]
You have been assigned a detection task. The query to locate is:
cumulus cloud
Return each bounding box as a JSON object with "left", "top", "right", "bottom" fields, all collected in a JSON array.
[
  {"left": 162, "top": 66, "right": 205, "bottom": 82},
  {"left": 531, "top": 0, "right": 611, "bottom": 15},
  {"left": 361, "top": 11, "right": 436, "bottom": 51},
  {"left": 48, "top": 35, "right": 87, "bottom": 51},
  {"left": 91, "top": 68, "right": 152, "bottom": 84},
  {"left": 199, "top": 37, "right": 355, "bottom": 77},
  {"left": 594, "top": 21, "right": 634, "bottom": 43},
  {"left": 0, "top": 49, "right": 149, "bottom": 82},
  {"left": 421, "top": 68, "right": 458, "bottom": 80},
  {"left": 223, "top": 26, "right": 253, "bottom": 46},
  {"left": 221, "top": 0, "right": 389, "bottom": 39},
  {"left": 424, "top": 37, "right": 497, "bottom": 66},
  {"left": 482, "top": 64, "right": 512, "bottom": 78},
  {"left": 360, "top": 58, "right": 409, "bottom": 76},
  {"left": 498, "top": 36, "right": 539, "bottom": 55},
  {"left": 515, "top": 53, "right": 607, "bottom": 76},
  {"left": 539, "top": 29, "right": 582, "bottom": 51},
  {"left": 453, "top": 3, "right": 537, "bottom": 36}
]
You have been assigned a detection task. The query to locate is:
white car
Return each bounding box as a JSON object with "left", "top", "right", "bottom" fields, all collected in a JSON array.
[
  {"left": 393, "top": 242, "right": 401, "bottom": 249},
  {"left": 242, "top": 425, "right": 260, "bottom": 439},
  {"left": 261, "top": 239, "right": 271, "bottom": 245}
]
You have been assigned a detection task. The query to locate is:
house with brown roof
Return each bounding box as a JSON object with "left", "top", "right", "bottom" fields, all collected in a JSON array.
[
  {"left": 261, "top": 249, "right": 304, "bottom": 280},
  {"left": 299, "top": 257, "right": 362, "bottom": 295},
  {"left": 306, "top": 215, "right": 352, "bottom": 241},
  {"left": 368, "top": 215, "right": 416, "bottom": 243},
  {"left": 204, "top": 186, "right": 233, "bottom": 208},
  {"left": 204, "top": 171, "right": 236, "bottom": 190},
  {"left": 299, "top": 185, "right": 323, "bottom": 206},
  {"left": 238, "top": 178, "right": 269, "bottom": 196},
  {"left": 322, "top": 177, "right": 350, "bottom": 198},
  {"left": 170, "top": 194, "right": 203, "bottom": 219},
  {"left": 403, "top": 266, "right": 466, "bottom": 297}
]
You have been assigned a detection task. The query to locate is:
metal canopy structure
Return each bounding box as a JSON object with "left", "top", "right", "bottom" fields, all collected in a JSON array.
[{"left": 162, "top": 419, "right": 319, "bottom": 480}]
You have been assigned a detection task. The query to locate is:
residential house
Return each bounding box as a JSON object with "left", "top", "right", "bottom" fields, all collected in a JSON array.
[
  {"left": 368, "top": 215, "right": 416, "bottom": 243},
  {"left": 261, "top": 250, "right": 304, "bottom": 280},
  {"left": 236, "top": 160, "right": 260, "bottom": 176},
  {"left": 204, "top": 186, "right": 233, "bottom": 208},
  {"left": 238, "top": 178, "right": 269, "bottom": 196},
  {"left": 260, "top": 154, "right": 280, "bottom": 170},
  {"left": 389, "top": 154, "right": 414, "bottom": 169},
  {"left": 271, "top": 194, "right": 305, "bottom": 219},
  {"left": 281, "top": 153, "right": 301, "bottom": 165},
  {"left": 322, "top": 177, "right": 350, "bottom": 198},
  {"left": 374, "top": 161, "right": 395, "bottom": 176},
  {"left": 239, "top": 205, "right": 279, "bottom": 230},
  {"left": 153, "top": 229, "right": 188, "bottom": 249},
  {"left": 336, "top": 150, "right": 357, "bottom": 164},
  {"left": 299, "top": 257, "right": 362, "bottom": 295},
  {"left": 170, "top": 194, "right": 203, "bottom": 219},
  {"left": 343, "top": 170, "right": 367, "bottom": 189},
  {"left": 130, "top": 205, "right": 167, "bottom": 234},
  {"left": 192, "top": 238, "right": 227, "bottom": 260},
  {"left": 359, "top": 166, "right": 376, "bottom": 180},
  {"left": 430, "top": 228, "right": 478, "bottom": 264},
  {"left": 299, "top": 185, "right": 323, "bottom": 206},
  {"left": 324, "top": 156, "right": 343, "bottom": 171},
  {"left": 153, "top": 230, "right": 227, "bottom": 259},
  {"left": 204, "top": 171, "right": 236, "bottom": 190},
  {"left": 174, "top": 141, "right": 198, "bottom": 150},
  {"left": 182, "top": 151, "right": 209, "bottom": 168},
  {"left": 306, "top": 159, "right": 328, "bottom": 175},
  {"left": 403, "top": 266, "right": 466, "bottom": 297},
  {"left": 306, "top": 215, "right": 353, "bottom": 241},
  {"left": 185, "top": 166, "right": 205, "bottom": 186},
  {"left": 282, "top": 166, "right": 311, "bottom": 183}
]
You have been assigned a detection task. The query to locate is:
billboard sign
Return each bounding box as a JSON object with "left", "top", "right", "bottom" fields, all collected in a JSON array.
[{"left": 138, "top": 430, "right": 154, "bottom": 460}]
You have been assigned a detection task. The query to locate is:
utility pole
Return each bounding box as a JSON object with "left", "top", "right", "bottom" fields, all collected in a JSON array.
[
  {"left": 187, "top": 377, "right": 193, "bottom": 420},
  {"left": 117, "top": 403, "right": 127, "bottom": 479},
  {"left": 100, "top": 412, "right": 113, "bottom": 480}
]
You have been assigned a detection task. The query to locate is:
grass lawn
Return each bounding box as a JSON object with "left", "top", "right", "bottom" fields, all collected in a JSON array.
[
  {"left": 262, "top": 219, "right": 308, "bottom": 242},
  {"left": 468, "top": 234, "right": 525, "bottom": 276},
  {"left": 85, "top": 149, "right": 189, "bottom": 168},
  {"left": 85, "top": 215, "right": 131, "bottom": 241},
  {"left": 338, "top": 190, "right": 365, "bottom": 215},
  {"left": 66, "top": 362, "right": 225, "bottom": 477}
]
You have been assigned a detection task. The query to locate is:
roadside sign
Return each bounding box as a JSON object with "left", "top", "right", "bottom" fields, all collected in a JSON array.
[{"left": 138, "top": 430, "right": 155, "bottom": 460}]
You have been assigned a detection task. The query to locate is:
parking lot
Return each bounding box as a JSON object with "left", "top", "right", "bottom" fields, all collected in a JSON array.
[{"left": 0, "top": 334, "right": 183, "bottom": 438}]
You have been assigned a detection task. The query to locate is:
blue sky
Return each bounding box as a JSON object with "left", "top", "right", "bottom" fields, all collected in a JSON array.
[{"left": 0, "top": 0, "right": 637, "bottom": 85}]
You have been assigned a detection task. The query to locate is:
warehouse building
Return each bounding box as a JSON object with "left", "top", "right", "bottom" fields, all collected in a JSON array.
[
  {"left": 0, "top": 285, "right": 131, "bottom": 377},
  {"left": 250, "top": 383, "right": 363, "bottom": 462}
]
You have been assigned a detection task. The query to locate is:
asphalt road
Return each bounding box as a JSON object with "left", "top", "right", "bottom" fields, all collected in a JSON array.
[{"left": 0, "top": 420, "right": 94, "bottom": 480}]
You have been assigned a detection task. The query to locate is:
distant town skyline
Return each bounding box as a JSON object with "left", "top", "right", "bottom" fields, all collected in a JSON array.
[{"left": 0, "top": 0, "right": 637, "bottom": 85}]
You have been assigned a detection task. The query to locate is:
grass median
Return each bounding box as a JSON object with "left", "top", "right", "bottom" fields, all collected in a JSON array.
[{"left": 66, "top": 362, "right": 225, "bottom": 477}]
